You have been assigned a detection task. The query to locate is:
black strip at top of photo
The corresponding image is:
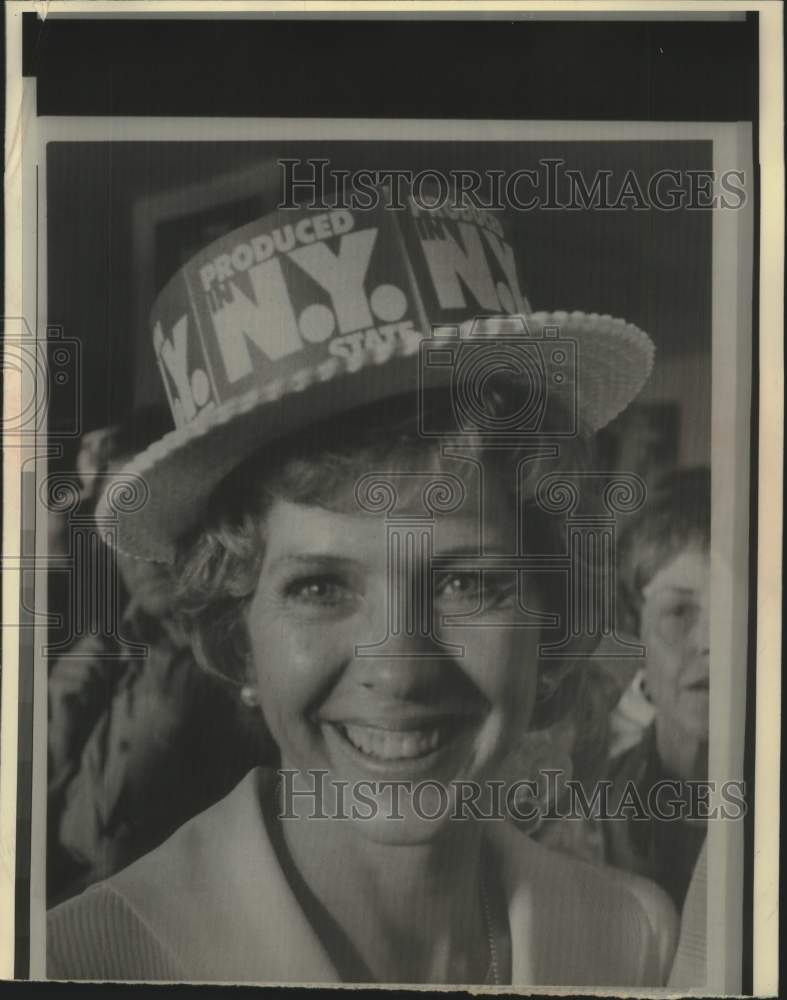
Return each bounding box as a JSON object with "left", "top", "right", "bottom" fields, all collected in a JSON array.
[{"left": 22, "top": 13, "right": 757, "bottom": 121}]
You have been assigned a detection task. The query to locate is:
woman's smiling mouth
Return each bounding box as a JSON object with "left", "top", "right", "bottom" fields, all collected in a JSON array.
[
  {"left": 318, "top": 709, "right": 481, "bottom": 778},
  {"left": 334, "top": 721, "right": 458, "bottom": 761}
]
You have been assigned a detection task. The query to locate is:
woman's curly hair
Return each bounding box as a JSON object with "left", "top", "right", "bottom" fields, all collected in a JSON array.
[{"left": 616, "top": 466, "right": 711, "bottom": 638}]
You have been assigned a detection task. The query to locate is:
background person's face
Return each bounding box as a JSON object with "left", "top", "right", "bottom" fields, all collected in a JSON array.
[
  {"left": 641, "top": 545, "right": 710, "bottom": 742},
  {"left": 245, "top": 488, "right": 542, "bottom": 844}
]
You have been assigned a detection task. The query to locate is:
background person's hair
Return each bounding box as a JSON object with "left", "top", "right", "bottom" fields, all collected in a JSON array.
[
  {"left": 173, "top": 382, "right": 603, "bottom": 732},
  {"left": 616, "top": 466, "right": 711, "bottom": 638}
]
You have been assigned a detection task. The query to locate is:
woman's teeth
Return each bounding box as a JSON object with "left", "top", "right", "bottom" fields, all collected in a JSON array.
[{"left": 337, "top": 722, "right": 452, "bottom": 760}]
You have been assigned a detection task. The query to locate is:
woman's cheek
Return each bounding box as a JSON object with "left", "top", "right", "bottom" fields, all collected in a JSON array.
[
  {"left": 643, "top": 636, "right": 680, "bottom": 714},
  {"left": 252, "top": 632, "right": 332, "bottom": 762},
  {"left": 254, "top": 615, "right": 347, "bottom": 707}
]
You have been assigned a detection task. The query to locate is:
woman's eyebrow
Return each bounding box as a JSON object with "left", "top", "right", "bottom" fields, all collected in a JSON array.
[
  {"left": 266, "top": 553, "right": 360, "bottom": 572},
  {"left": 647, "top": 584, "right": 701, "bottom": 597},
  {"left": 433, "top": 536, "right": 513, "bottom": 557}
]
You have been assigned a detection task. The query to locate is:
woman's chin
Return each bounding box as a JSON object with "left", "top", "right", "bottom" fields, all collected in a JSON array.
[{"left": 346, "top": 807, "right": 463, "bottom": 846}]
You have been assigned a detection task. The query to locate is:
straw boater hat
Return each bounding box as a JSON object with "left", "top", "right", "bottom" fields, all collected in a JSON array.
[{"left": 99, "top": 196, "right": 654, "bottom": 564}]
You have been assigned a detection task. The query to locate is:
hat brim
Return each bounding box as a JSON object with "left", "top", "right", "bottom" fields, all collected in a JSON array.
[{"left": 99, "top": 311, "right": 654, "bottom": 563}]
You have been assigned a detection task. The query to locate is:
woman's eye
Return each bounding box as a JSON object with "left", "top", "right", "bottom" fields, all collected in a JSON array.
[
  {"left": 663, "top": 601, "right": 696, "bottom": 621},
  {"left": 654, "top": 599, "right": 701, "bottom": 643},
  {"left": 434, "top": 572, "right": 513, "bottom": 608},
  {"left": 436, "top": 574, "right": 480, "bottom": 601},
  {"left": 284, "top": 575, "right": 353, "bottom": 608}
]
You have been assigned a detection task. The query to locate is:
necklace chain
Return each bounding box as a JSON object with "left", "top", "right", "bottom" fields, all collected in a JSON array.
[{"left": 273, "top": 777, "right": 500, "bottom": 986}]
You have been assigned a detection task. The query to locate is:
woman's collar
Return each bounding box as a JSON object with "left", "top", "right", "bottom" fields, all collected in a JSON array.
[
  {"left": 108, "top": 767, "right": 339, "bottom": 983},
  {"left": 105, "top": 767, "right": 659, "bottom": 986}
]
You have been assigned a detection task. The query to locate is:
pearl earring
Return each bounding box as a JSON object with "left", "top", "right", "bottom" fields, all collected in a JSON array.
[{"left": 240, "top": 684, "right": 259, "bottom": 708}]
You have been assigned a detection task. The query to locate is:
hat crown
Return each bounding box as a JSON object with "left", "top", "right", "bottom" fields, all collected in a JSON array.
[{"left": 150, "top": 198, "right": 533, "bottom": 430}]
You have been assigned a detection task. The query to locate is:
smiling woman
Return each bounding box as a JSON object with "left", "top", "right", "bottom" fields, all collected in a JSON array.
[{"left": 47, "top": 196, "right": 679, "bottom": 986}]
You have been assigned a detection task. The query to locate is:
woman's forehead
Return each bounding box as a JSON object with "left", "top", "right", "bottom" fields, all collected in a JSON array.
[
  {"left": 261, "top": 495, "right": 515, "bottom": 563},
  {"left": 260, "top": 440, "right": 514, "bottom": 514},
  {"left": 642, "top": 546, "right": 710, "bottom": 599}
]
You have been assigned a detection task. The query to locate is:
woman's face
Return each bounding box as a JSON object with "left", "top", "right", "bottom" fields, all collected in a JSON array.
[
  {"left": 641, "top": 545, "right": 710, "bottom": 742},
  {"left": 245, "top": 484, "right": 542, "bottom": 844}
]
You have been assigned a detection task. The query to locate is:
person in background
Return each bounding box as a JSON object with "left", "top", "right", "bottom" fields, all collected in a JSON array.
[
  {"left": 47, "top": 408, "right": 273, "bottom": 904},
  {"left": 601, "top": 467, "right": 710, "bottom": 910}
]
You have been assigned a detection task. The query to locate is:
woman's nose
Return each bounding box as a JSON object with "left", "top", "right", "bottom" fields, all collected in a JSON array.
[
  {"left": 351, "top": 650, "right": 459, "bottom": 702},
  {"left": 690, "top": 600, "right": 711, "bottom": 656},
  {"left": 356, "top": 561, "right": 458, "bottom": 652},
  {"left": 347, "top": 600, "right": 464, "bottom": 699}
]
